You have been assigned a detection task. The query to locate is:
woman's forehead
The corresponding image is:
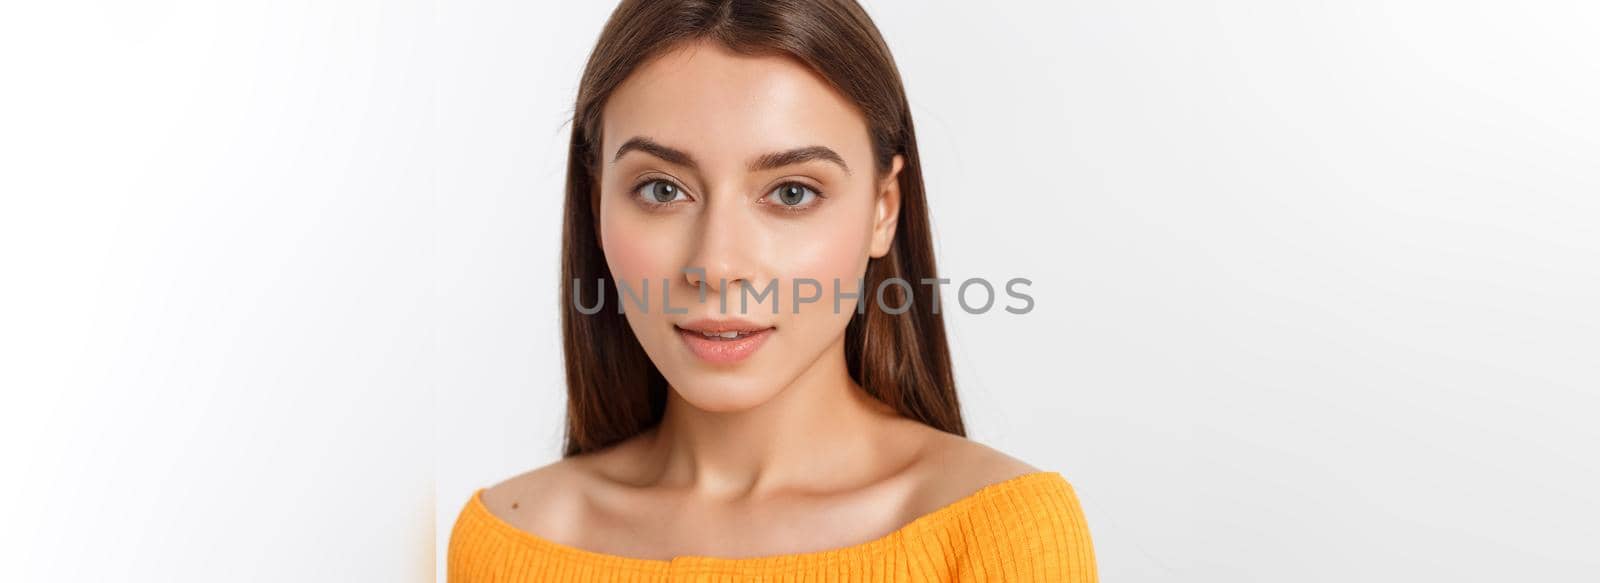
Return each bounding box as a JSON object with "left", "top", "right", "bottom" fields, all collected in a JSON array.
[{"left": 599, "top": 40, "right": 873, "bottom": 171}]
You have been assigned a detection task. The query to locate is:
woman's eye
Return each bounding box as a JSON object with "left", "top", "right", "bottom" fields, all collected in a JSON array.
[
  {"left": 766, "top": 182, "right": 819, "bottom": 208},
  {"left": 635, "top": 179, "right": 688, "bottom": 204}
]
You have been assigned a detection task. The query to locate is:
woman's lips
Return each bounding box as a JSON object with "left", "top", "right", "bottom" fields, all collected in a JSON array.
[{"left": 675, "top": 325, "right": 775, "bottom": 365}]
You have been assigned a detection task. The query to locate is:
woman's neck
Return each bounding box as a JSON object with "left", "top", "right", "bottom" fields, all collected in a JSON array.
[{"left": 641, "top": 336, "right": 908, "bottom": 499}]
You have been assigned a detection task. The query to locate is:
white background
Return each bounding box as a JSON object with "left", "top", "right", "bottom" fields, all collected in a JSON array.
[{"left": 2, "top": 1, "right": 1596, "bottom": 581}]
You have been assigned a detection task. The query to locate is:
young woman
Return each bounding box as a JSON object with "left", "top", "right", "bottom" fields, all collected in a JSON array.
[{"left": 448, "top": 1, "right": 1097, "bottom": 580}]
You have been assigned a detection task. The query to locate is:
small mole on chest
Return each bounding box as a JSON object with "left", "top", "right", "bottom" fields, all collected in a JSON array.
[{"left": 511, "top": 501, "right": 519, "bottom": 510}]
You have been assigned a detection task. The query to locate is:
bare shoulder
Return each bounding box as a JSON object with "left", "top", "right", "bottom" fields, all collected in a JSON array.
[
  {"left": 901, "top": 427, "right": 1094, "bottom": 576},
  {"left": 900, "top": 424, "right": 1048, "bottom": 516},
  {"left": 477, "top": 459, "right": 582, "bottom": 541},
  {"left": 478, "top": 436, "right": 643, "bottom": 542}
]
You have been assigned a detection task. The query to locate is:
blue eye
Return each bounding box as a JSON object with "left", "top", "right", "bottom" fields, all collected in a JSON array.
[{"left": 767, "top": 182, "right": 819, "bottom": 207}]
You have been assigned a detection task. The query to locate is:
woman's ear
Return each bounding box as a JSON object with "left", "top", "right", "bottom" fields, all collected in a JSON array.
[{"left": 868, "top": 154, "right": 905, "bottom": 259}]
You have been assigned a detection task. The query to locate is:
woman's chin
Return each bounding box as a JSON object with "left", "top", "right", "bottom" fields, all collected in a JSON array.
[{"left": 667, "top": 378, "right": 786, "bottom": 413}]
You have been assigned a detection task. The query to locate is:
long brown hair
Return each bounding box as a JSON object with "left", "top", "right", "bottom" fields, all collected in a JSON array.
[{"left": 559, "top": 0, "right": 962, "bottom": 457}]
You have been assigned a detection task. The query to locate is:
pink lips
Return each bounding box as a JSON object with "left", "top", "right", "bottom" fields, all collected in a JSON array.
[{"left": 675, "top": 319, "right": 775, "bottom": 365}]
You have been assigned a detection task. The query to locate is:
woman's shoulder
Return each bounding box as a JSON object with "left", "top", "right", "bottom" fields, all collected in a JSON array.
[
  {"left": 902, "top": 427, "right": 1046, "bottom": 509},
  {"left": 471, "top": 444, "right": 634, "bottom": 545},
  {"left": 446, "top": 458, "right": 600, "bottom": 578},
  {"left": 902, "top": 429, "right": 1097, "bottom": 579}
]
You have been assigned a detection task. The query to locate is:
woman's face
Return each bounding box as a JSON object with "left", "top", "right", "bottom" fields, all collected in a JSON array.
[{"left": 597, "top": 39, "right": 903, "bottom": 413}]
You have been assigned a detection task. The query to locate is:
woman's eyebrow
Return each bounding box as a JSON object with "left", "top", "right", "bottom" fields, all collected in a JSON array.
[
  {"left": 751, "top": 145, "right": 851, "bottom": 176},
  {"left": 612, "top": 136, "right": 851, "bottom": 176},
  {"left": 612, "top": 136, "right": 695, "bottom": 168}
]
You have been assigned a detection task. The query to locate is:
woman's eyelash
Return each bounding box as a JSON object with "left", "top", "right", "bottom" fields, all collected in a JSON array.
[
  {"left": 763, "top": 181, "right": 826, "bottom": 213},
  {"left": 630, "top": 177, "right": 691, "bottom": 208}
]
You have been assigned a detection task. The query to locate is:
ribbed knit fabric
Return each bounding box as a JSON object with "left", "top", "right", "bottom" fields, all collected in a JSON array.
[{"left": 447, "top": 470, "right": 1096, "bottom": 582}]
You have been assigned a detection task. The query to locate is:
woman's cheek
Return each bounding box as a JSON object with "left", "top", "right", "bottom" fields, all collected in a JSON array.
[
  {"left": 779, "top": 222, "right": 872, "bottom": 319},
  {"left": 600, "top": 211, "right": 683, "bottom": 287}
]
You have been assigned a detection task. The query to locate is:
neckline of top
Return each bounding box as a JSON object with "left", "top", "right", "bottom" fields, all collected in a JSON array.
[{"left": 462, "top": 470, "right": 1066, "bottom": 573}]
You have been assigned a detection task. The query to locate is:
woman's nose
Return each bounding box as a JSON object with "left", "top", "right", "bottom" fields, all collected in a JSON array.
[{"left": 682, "top": 192, "right": 761, "bottom": 298}]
